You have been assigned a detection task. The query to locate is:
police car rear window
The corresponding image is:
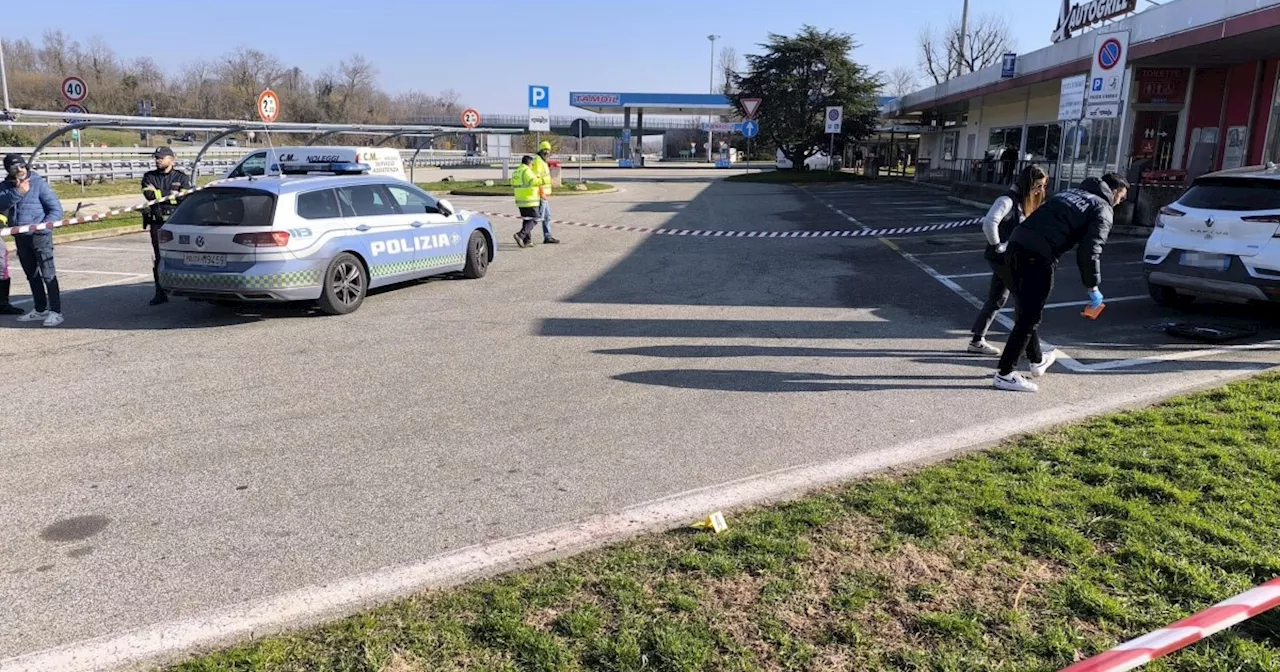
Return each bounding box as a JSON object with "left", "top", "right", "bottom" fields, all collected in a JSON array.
[
  {"left": 167, "top": 188, "right": 276, "bottom": 227},
  {"left": 1180, "top": 177, "right": 1280, "bottom": 212}
]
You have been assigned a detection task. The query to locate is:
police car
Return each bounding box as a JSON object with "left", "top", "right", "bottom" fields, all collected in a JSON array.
[{"left": 157, "top": 159, "right": 494, "bottom": 315}]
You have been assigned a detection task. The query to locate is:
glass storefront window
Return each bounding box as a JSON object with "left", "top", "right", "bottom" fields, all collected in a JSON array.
[{"left": 1025, "top": 124, "right": 1062, "bottom": 162}]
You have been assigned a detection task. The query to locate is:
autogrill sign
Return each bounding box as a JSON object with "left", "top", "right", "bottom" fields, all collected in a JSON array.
[{"left": 1052, "top": 0, "right": 1136, "bottom": 43}]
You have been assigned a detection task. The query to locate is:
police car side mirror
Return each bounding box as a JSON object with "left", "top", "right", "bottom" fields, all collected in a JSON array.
[{"left": 436, "top": 198, "right": 454, "bottom": 217}]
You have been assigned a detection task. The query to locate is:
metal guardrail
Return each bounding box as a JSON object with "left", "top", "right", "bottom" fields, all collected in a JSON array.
[
  {"left": 0, "top": 147, "right": 516, "bottom": 182},
  {"left": 417, "top": 113, "right": 706, "bottom": 131}
]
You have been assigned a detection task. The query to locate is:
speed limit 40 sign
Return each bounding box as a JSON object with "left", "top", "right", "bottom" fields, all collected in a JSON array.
[
  {"left": 257, "top": 89, "right": 280, "bottom": 123},
  {"left": 62, "top": 76, "right": 87, "bottom": 103}
]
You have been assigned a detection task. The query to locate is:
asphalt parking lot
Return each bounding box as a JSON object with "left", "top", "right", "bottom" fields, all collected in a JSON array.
[
  {"left": 4, "top": 168, "right": 1279, "bottom": 670},
  {"left": 804, "top": 181, "right": 1280, "bottom": 371}
]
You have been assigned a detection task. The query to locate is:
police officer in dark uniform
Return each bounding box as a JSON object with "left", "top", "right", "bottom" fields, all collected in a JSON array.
[
  {"left": 141, "top": 146, "right": 192, "bottom": 305},
  {"left": 993, "top": 173, "right": 1128, "bottom": 393}
]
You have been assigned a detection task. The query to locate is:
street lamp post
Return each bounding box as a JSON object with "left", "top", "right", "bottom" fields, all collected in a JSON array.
[
  {"left": 957, "top": 0, "right": 970, "bottom": 76},
  {"left": 707, "top": 34, "right": 719, "bottom": 162}
]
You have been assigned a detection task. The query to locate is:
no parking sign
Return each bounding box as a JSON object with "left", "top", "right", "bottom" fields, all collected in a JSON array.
[{"left": 1086, "top": 30, "right": 1129, "bottom": 117}]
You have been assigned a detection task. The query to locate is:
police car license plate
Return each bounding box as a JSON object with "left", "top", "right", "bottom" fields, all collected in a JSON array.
[{"left": 184, "top": 252, "right": 226, "bottom": 268}]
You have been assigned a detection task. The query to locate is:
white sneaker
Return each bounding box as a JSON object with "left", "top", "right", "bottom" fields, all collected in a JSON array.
[
  {"left": 994, "top": 372, "right": 1039, "bottom": 392},
  {"left": 1029, "top": 350, "right": 1059, "bottom": 378},
  {"left": 42, "top": 312, "right": 64, "bottom": 327},
  {"left": 16, "top": 310, "right": 47, "bottom": 322},
  {"left": 968, "top": 339, "right": 1000, "bottom": 355}
]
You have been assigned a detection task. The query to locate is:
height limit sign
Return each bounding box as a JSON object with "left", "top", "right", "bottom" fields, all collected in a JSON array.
[{"left": 257, "top": 89, "right": 280, "bottom": 123}]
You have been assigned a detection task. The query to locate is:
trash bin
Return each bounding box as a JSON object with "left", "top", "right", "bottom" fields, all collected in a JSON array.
[{"left": 549, "top": 160, "right": 562, "bottom": 187}]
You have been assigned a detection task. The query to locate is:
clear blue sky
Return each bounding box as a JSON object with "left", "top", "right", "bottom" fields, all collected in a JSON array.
[{"left": 7, "top": 1, "right": 1097, "bottom": 115}]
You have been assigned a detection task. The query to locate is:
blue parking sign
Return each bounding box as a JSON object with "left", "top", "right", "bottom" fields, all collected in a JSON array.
[
  {"left": 528, "top": 86, "right": 549, "bottom": 109},
  {"left": 1092, "top": 78, "right": 1103, "bottom": 92}
]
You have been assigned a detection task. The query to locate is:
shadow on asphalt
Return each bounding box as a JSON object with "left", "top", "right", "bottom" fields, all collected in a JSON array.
[
  {"left": 613, "top": 370, "right": 986, "bottom": 393},
  {"left": 0, "top": 274, "right": 465, "bottom": 330}
]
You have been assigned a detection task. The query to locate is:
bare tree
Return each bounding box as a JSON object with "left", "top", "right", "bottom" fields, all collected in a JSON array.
[
  {"left": 718, "top": 46, "right": 740, "bottom": 95},
  {"left": 919, "top": 13, "right": 1014, "bottom": 85},
  {"left": 886, "top": 66, "right": 920, "bottom": 99}
]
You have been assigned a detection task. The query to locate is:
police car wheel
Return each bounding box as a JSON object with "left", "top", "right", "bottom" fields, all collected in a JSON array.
[
  {"left": 461, "top": 230, "right": 490, "bottom": 279},
  {"left": 318, "top": 252, "right": 367, "bottom": 315}
]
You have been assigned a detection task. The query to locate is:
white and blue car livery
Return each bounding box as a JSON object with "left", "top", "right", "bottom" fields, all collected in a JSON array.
[{"left": 157, "top": 167, "right": 495, "bottom": 315}]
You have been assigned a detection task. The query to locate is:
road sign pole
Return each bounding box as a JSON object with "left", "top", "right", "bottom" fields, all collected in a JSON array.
[
  {"left": 578, "top": 129, "right": 583, "bottom": 183},
  {"left": 829, "top": 135, "right": 834, "bottom": 173}
]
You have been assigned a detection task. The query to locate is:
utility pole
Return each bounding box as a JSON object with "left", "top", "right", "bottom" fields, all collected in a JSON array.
[
  {"left": 957, "top": 0, "right": 970, "bottom": 77},
  {"left": 0, "top": 38, "right": 11, "bottom": 120},
  {"left": 707, "top": 34, "right": 719, "bottom": 162}
]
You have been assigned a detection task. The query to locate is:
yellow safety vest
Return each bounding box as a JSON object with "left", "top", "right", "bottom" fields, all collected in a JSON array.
[
  {"left": 511, "top": 164, "right": 542, "bottom": 208},
  {"left": 531, "top": 155, "right": 552, "bottom": 198}
]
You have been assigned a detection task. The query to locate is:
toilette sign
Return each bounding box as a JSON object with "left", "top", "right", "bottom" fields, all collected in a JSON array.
[{"left": 1052, "top": 0, "right": 1137, "bottom": 43}]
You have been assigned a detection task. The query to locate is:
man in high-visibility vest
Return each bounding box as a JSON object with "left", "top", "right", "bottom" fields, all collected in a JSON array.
[
  {"left": 531, "top": 141, "right": 560, "bottom": 244},
  {"left": 511, "top": 155, "right": 544, "bottom": 248}
]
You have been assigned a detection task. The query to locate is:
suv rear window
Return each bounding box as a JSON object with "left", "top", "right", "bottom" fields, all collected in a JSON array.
[
  {"left": 1179, "top": 177, "right": 1280, "bottom": 211},
  {"left": 167, "top": 188, "right": 277, "bottom": 227}
]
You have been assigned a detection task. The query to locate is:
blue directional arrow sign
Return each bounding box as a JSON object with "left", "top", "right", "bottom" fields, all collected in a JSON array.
[{"left": 741, "top": 120, "right": 759, "bottom": 139}]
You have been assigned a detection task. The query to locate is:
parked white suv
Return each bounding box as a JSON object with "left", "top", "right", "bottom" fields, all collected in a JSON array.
[{"left": 1144, "top": 165, "right": 1280, "bottom": 306}]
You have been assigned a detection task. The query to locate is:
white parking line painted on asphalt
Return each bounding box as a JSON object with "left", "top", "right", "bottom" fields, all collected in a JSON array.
[
  {"left": 53, "top": 244, "right": 146, "bottom": 253},
  {"left": 943, "top": 272, "right": 996, "bottom": 279},
  {"left": 3, "top": 363, "right": 1269, "bottom": 672},
  {"left": 10, "top": 274, "right": 149, "bottom": 306},
  {"left": 59, "top": 269, "right": 147, "bottom": 276},
  {"left": 997, "top": 294, "right": 1149, "bottom": 313}
]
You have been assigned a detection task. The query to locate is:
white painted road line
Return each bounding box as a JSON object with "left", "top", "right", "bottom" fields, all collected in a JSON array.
[
  {"left": 10, "top": 274, "right": 149, "bottom": 306},
  {"left": 943, "top": 272, "right": 996, "bottom": 279},
  {"left": 58, "top": 269, "right": 147, "bottom": 276},
  {"left": 998, "top": 294, "right": 1149, "bottom": 313},
  {"left": 2, "top": 364, "right": 1270, "bottom": 672}
]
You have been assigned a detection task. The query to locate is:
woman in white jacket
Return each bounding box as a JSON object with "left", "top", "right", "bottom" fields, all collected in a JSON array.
[{"left": 968, "top": 165, "right": 1048, "bottom": 355}]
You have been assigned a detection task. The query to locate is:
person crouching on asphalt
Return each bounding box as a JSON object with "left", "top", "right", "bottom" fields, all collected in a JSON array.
[
  {"left": 141, "top": 146, "right": 193, "bottom": 305},
  {"left": 993, "top": 173, "right": 1128, "bottom": 393},
  {"left": 0, "top": 154, "right": 64, "bottom": 326},
  {"left": 0, "top": 207, "right": 23, "bottom": 315},
  {"left": 531, "top": 141, "right": 560, "bottom": 244},
  {"left": 511, "top": 155, "right": 544, "bottom": 248},
  {"left": 968, "top": 164, "right": 1048, "bottom": 355}
]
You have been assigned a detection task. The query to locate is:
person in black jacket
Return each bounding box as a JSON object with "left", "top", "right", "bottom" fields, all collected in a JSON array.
[
  {"left": 968, "top": 165, "right": 1048, "bottom": 354},
  {"left": 994, "top": 173, "right": 1128, "bottom": 393},
  {"left": 141, "top": 146, "right": 192, "bottom": 305}
]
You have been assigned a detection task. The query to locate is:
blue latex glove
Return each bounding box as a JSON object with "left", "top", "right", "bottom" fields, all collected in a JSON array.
[{"left": 1087, "top": 287, "right": 1104, "bottom": 308}]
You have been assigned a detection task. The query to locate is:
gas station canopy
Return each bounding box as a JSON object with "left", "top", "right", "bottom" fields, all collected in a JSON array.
[{"left": 569, "top": 92, "right": 735, "bottom": 115}]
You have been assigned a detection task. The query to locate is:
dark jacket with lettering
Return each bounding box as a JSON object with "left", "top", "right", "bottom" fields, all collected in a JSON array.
[
  {"left": 1008, "top": 176, "right": 1114, "bottom": 288},
  {"left": 141, "top": 168, "right": 192, "bottom": 226}
]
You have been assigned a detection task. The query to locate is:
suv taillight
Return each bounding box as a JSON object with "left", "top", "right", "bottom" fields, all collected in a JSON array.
[
  {"left": 158, "top": 229, "right": 173, "bottom": 243},
  {"left": 1156, "top": 206, "right": 1184, "bottom": 228},
  {"left": 232, "top": 231, "right": 290, "bottom": 247}
]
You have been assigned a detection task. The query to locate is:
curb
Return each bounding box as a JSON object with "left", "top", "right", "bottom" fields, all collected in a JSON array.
[{"left": 448, "top": 186, "right": 619, "bottom": 197}]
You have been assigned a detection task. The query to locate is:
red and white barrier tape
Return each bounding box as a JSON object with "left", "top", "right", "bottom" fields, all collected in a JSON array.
[
  {"left": 1059, "top": 577, "right": 1280, "bottom": 672},
  {"left": 0, "top": 177, "right": 249, "bottom": 238},
  {"left": 479, "top": 211, "right": 982, "bottom": 238}
]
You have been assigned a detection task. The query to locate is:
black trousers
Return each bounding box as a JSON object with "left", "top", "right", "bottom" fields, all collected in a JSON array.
[
  {"left": 149, "top": 224, "right": 164, "bottom": 293},
  {"left": 997, "top": 243, "right": 1053, "bottom": 375},
  {"left": 971, "top": 247, "right": 1012, "bottom": 340},
  {"left": 15, "top": 233, "right": 61, "bottom": 313}
]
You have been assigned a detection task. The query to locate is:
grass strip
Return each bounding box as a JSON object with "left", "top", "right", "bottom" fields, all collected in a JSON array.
[{"left": 170, "top": 373, "right": 1280, "bottom": 672}]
